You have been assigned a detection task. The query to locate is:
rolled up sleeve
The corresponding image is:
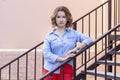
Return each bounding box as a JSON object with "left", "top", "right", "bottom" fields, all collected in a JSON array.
[
  {"left": 43, "top": 39, "right": 58, "bottom": 63},
  {"left": 77, "top": 32, "right": 93, "bottom": 45}
]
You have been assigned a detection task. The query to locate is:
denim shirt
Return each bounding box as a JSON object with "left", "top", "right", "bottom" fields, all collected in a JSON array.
[{"left": 42, "top": 28, "right": 92, "bottom": 74}]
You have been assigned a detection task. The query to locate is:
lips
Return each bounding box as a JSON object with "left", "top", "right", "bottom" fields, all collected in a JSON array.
[
  {"left": 60, "top": 23, "right": 64, "bottom": 24},
  {"left": 59, "top": 22, "right": 64, "bottom": 24}
]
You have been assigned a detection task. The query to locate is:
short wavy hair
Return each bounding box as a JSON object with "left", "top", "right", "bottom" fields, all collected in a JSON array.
[{"left": 51, "top": 6, "right": 73, "bottom": 28}]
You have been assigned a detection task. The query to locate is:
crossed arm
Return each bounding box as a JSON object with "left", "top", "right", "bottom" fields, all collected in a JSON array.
[{"left": 56, "top": 42, "right": 87, "bottom": 62}]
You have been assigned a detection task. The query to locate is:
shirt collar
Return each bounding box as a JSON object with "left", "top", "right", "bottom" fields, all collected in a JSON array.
[{"left": 49, "top": 28, "right": 69, "bottom": 34}]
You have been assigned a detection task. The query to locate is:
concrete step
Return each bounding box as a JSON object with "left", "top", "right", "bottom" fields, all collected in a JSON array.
[
  {"left": 109, "top": 51, "right": 120, "bottom": 55},
  {"left": 97, "top": 60, "right": 120, "bottom": 66},
  {"left": 109, "top": 35, "right": 120, "bottom": 41},
  {"left": 84, "top": 70, "right": 120, "bottom": 80}
]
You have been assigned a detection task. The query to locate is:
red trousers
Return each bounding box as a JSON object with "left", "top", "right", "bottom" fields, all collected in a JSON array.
[{"left": 42, "top": 64, "right": 74, "bottom": 80}]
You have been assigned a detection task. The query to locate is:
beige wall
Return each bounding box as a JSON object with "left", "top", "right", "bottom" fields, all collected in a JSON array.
[{"left": 0, "top": 0, "right": 102, "bottom": 49}]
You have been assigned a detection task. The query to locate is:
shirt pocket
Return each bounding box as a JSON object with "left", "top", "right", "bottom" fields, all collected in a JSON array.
[
  {"left": 50, "top": 38, "right": 61, "bottom": 49},
  {"left": 67, "top": 36, "right": 75, "bottom": 42},
  {"left": 66, "top": 36, "right": 76, "bottom": 48}
]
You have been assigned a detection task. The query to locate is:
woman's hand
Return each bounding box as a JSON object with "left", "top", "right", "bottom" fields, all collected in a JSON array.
[
  {"left": 64, "top": 52, "right": 76, "bottom": 60},
  {"left": 56, "top": 42, "right": 87, "bottom": 62},
  {"left": 56, "top": 53, "right": 75, "bottom": 62},
  {"left": 65, "top": 45, "right": 81, "bottom": 56},
  {"left": 65, "top": 42, "right": 87, "bottom": 58}
]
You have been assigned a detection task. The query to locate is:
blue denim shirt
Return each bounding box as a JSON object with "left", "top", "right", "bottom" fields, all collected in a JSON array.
[{"left": 42, "top": 28, "right": 92, "bottom": 74}]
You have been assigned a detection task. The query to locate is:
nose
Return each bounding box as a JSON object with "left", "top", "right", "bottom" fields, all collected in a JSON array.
[
  {"left": 59, "top": 17, "right": 62, "bottom": 20},
  {"left": 60, "top": 17, "right": 64, "bottom": 21}
]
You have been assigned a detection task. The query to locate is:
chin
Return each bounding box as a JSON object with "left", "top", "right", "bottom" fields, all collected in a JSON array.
[{"left": 59, "top": 25, "right": 65, "bottom": 27}]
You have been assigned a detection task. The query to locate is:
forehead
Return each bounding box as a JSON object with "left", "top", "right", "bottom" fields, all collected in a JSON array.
[{"left": 56, "top": 11, "right": 66, "bottom": 16}]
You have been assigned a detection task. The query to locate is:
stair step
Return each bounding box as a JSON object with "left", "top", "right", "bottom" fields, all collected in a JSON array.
[
  {"left": 114, "top": 29, "right": 120, "bottom": 32},
  {"left": 97, "top": 60, "right": 120, "bottom": 66},
  {"left": 109, "top": 51, "right": 120, "bottom": 55},
  {"left": 85, "top": 70, "right": 120, "bottom": 80},
  {"left": 116, "top": 29, "right": 120, "bottom": 32},
  {"left": 109, "top": 35, "right": 120, "bottom": 41}
]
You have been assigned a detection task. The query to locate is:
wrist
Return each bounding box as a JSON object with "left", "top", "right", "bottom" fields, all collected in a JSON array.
[
  {"left": 76, "top": 46, "right": 81, "bottom": 50},
  {"left": 62, "top": 57, "right": 66, "bottom": 61},
  {"left": 56, "top": 57, "right": 66, "bottom": 62}
]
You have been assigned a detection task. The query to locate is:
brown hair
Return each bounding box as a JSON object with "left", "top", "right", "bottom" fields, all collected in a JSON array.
[{"left": 51, "top": 6, "right": 73, "bottom": 28}]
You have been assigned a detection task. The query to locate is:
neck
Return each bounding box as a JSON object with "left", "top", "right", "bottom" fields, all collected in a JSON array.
[
  {"left": 57, "top": 27, "right": 65, "bottom": 32},
  {"left": 55, "top": 27, "right": 66, "bottom": 37}
]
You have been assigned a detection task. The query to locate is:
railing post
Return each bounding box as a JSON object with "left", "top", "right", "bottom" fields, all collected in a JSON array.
[
  {"left": 108, "top": 0, "right": 112, "bottom": 80},
  {"left": 108, "top": 0, "right": 112, "bottom": 30},
  {"left": 118, "top": 0, "right": 120, "bottom": 32},
  {"left": 73, "top": 57, "right": 76, "bottom": 79},
  {"left": 34, "top": 48, "right": 37, "bottom": 80},
  {"left": 73, "top": 22, "right": 77, "bottom": 30},
  {"left": 73, "top": 22, "right": 79, "bottom": 79}
]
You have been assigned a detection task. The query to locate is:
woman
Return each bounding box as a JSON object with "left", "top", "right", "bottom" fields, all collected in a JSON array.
[{"left": 42, "top": 6, "right": 92, "bottom": 80}]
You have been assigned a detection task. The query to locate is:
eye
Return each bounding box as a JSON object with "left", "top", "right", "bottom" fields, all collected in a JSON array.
[
  {"left": 56, "top": 16, "right": 60, "bottom": 18},
  {"left": 62, "top": 16, "right": 66, "bottom": 18}
]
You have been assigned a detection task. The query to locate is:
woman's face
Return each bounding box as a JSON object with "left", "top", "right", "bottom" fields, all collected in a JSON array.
[{"left": 55, "top": 11, "right": 67, "bottom": 28}]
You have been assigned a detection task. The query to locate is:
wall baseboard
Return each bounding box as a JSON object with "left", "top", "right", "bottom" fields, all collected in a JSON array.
[{"left": 0, "top": 49, "right": 42, "bottom": 52}]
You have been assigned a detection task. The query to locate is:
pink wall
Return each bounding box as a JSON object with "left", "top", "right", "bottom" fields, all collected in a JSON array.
[{"left": 0, "top": 0, "right": 102, "bottom": 49}]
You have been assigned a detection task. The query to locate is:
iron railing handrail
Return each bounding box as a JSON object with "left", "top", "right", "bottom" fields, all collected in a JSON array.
[
  {"left": 40, "top": 23, "right": 120, "bottom": 79},
  {"left": 1, "top": 0, "right": 119, "bottom": 79},
  {"left": 0, "top": 41, "right": 44, "bottom": 70},
  {"left": 73, "top": 0, "right": 109, "bottom": 23},
  {"left": 0, "top": 0, "right": 109, "bottom": 71},
  {"left": 41, "top": 0, "right": 113, "bottom": 79}
]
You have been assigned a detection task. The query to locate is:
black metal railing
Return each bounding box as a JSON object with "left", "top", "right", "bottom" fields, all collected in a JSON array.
[
  {"left": 81, "top": 24, "right": 120, "bottom": 80},
  {"left": 40, "top": 23, "right": 120, "bottom": 79},
  {"left": 0, "top": 42, "right": 44, "bottom": 80},
  {"left": 0, "top": 0, "right": 120, "bottom": 80},
  {"left": 73, "top": 0, "right": 109, "bottom": 40},
  {"left": 40, "top": 0, "right": 120, "bottom": 79}
]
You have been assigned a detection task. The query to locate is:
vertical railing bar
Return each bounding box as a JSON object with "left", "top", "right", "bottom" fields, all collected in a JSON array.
[
  {"left": 114, "top": 0, "right": 117, "bottom": 26},
  {"left": 82, "top": 52, "right": 83, "bottom": 65},
  {"left": 118, "top": 0, "right": 120, "bottom": 24},
  {"left": 84, "top": 50, "right": 87, "bottom": 80},
  {"left": 50, "top": 74, "right": 52, "bottom": 80},
  {"left": 95, "top": 43, "right": 97, "bottom": 80},
  {"left": 108, "top": 0, "right": 112, "bottom": 30},
  {"left": 87, "top": 14, "right": 90, "bottom": 37},
  {"left": 73, "top": 21, "right": 77, "bottom": 79},
  {"left": 9, "top": 64, "right": 11, "bottom": 80},
  {"left": 82, "top": 18, "right": 84, "bottom": 65},
  {"left": 73, "top": 22, "right": 77, "bottom": 30},
  {"left": 102, "top": 6, "right": 104, "bottom": 50},
  {"left": 108, "top": 1, "right": 112, "bottom": 78},
  {"left": 116, "top": 0, "right": 118, "bottom": 24},
  {"left": 17, "top": 59, "right": 19, "bottom": 80},
  {"left": 26, "top": 53, "right": 28, "bottom": 80},
  {"left": 34, "top": 48, "right": 37, "bottom": 80},
  {"left": 73, "top": 57, "right": 76, "bottom": 79},
  {"left": 82, "top": 18, "right": 84, "bottom": 33},
  {"left": 42, "top": 53, "right": 44, "bottom": 71},
  {"left": 62, "top": 66, "right": 64, "bottom": 80},
  {"left": 116, "top": 0, "right": 119, "bottom": 24},
  {"left": 0, "top": 69, "right": 1, "bottom": 80},
  {"left": 95, "top": 10, "right": 97, "bottom": 39},
  {"left": 105, "top": 36, "right": 107, "bottom": 80},
  {"left": 88, "top": 14, "right": 91, "bottom": 60},
  {"left": 114, "top": 29, "right": 117, "bottom": 80}
]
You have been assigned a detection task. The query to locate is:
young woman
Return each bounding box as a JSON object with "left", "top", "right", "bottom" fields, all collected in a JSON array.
[{"left": 42, "top": 6, "right": 92, "bottom": 80}]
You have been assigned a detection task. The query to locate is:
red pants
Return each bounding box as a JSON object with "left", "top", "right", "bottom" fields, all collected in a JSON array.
[{"left": 42, "top": 64, "right": 74, "bottom": 80}]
